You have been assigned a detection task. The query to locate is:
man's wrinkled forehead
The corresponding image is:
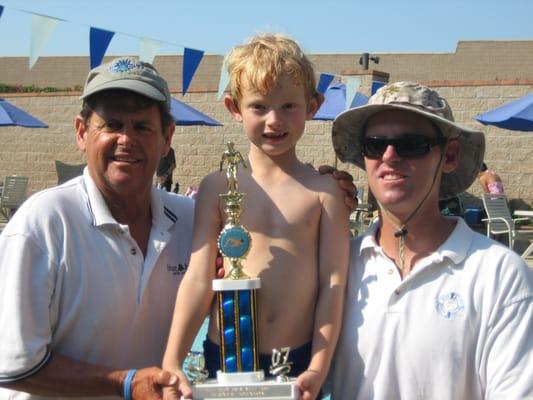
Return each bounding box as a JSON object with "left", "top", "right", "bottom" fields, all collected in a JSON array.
[{"left": 87, "top": 90, "right": 158, "bottom": 113}]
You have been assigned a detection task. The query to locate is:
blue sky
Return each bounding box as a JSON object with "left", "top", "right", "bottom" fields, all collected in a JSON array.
[{"left": 0, "top": 0, "right": 532, "bottom": 57}]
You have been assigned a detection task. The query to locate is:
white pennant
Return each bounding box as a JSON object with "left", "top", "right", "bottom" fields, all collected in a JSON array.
[
  {"left": 139, "top": 38, "right": 164, "bottom": 64},
  {"left": 29, "top": 14, "right": 59, "bottom": 69},
  {"left": 217, "top": 60, "right": 230, "bottom": 99},
  {"left": 345, "top": 77, "right": 361, "bottom": 110}
]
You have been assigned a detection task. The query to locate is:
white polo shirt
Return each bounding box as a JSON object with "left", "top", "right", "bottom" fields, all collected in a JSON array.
[
  {"left": 328, "top": 218, "right": 532, "bottom": 399},
  {"left": 0, "top": 169, "right": 194, "bottom": 399}
]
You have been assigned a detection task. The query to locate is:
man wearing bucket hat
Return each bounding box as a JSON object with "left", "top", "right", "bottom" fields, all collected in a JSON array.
[
  {"left": 327, "top": 81, "right": 532, "bottom": 399},
  {"left": 0, "top": 57, "right": 191, "bottom": 399}
]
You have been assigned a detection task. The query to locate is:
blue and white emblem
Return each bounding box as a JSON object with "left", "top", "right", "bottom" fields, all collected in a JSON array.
[
  {"left": 218, "top": 226, "right": 251, "bottom": 259},
  {"left": 435, "top": 292, "right": 464, "bottom": 319},
  {"left": 109, "top": 58, "right": 140, "bottom": 73}
]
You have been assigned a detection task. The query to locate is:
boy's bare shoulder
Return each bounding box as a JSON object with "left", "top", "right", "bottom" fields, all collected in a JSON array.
[
  {"left": 200, "top": 170, "right": 227, "bottom": 189},
  {"left": 298, "top": 165, "right": 344, "bottom": 197},
  {"left": 195, "top": 170, "right": 229, "bottom": 206}
]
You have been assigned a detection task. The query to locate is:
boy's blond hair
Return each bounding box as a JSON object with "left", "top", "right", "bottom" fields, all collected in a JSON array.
[{"left": 225, "top": 33, "right": 319, "bottom": 103}]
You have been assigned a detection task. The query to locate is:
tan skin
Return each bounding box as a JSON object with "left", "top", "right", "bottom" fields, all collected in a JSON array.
[
  {"left": 1, "top": 95, "right": 178, "bottom": 399},
  {"left": 163, "top": 76, "right": 350, "bottom": 400},
  {"left": 364, "top": 110, "right": 461, "bottom": 278},
  {"left": 478, "top": 168, "right": 503, "bottom": 193}
]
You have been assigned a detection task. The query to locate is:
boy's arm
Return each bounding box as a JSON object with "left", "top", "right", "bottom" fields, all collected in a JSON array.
[
  {"left": 298, "top": 177, "right": 350, "bottom": 397},
  {"left": 162, "top": 173, "right": 224, "bottom": 378}
]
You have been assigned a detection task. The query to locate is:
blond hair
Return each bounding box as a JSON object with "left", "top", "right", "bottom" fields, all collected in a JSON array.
[{"left": 225, "top": 33, "right": 318, "bottom": 102}]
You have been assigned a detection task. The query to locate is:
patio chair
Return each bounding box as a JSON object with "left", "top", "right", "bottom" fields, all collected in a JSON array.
[
  {"left": 55, "top": 160, "right": 85, "bottom": 185},
  {"left": 350, "top": 187, "right": 373, "bottom": 236},
  {"left": 0, "top": 175, "right": 29, "bottom": 221},
  {"left": 482, "top": 193, "right": 533, "bottom": 255}
]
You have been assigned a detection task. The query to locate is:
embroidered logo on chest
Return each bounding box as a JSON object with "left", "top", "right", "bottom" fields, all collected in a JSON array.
[
  {"left": 435, "top": 292, "right": 464, "bottom": 319},
  {"left": 167, "top": 263, "right": 188, "bottom": 275}
]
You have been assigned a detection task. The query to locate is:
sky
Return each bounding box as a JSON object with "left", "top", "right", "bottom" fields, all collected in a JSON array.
[{"left": 0, "top": 0, "right": 532, "bottom": 57}]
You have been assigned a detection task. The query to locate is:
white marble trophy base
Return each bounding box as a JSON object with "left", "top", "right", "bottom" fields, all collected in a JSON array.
[
  {"left": 191, "top": 370, "right": 299, "bottom": 399},
  {"left": 212, "top": 277, "right": 261, "bottom": 291}
]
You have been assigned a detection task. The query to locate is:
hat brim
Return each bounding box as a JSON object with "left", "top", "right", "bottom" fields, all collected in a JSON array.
[
  {"left": 332, "top": 103, "right": 485, "bottom": 199},
  {"left": 81, "top": 78, "right": 168, "bottom": 106}
]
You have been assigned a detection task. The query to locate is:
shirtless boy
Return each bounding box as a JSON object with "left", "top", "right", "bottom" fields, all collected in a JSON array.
[{"left": 162, "top": 33, "right": 350, "bottom": 399}]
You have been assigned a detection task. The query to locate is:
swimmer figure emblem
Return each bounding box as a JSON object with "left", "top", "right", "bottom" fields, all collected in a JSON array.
[{"left": 189, "top": 142, "right": 299, "bottom": 399}]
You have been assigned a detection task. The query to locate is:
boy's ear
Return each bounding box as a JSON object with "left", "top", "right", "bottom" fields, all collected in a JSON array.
[
  {"left": 224, "top": 95, "right": 243, "bottom": 122},
  {"left": 306, "top": 93, "right": 324, "bottom": 120}
]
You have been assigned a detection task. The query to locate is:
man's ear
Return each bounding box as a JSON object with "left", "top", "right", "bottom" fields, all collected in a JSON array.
[
  {"left": 162, "top": 123, "right": 175, "bottom": 157},
  {"left": 306, "top": 93, "right": 324, "bottom": 120},
  {"left": 442, "top": 138, "right": 461, "bottom": 173},
  {"left": 75, "top": 115, "right": 88, "bottom": 152},
  {"left": 224, "top": 95, "right": 243, "bottom": 122}
]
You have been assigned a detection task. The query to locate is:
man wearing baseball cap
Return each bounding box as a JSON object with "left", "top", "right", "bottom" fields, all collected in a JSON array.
[
  {"left": 0, "top": 57, "right": 192, "bottom": 399},
  {"left": 327, "top": 81, "right": 532, "bottom": 398}
]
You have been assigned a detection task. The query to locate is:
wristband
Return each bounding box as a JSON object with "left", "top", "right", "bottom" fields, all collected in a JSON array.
[{"left": 123, "top": 369, "right": 137, "bottom": 400}]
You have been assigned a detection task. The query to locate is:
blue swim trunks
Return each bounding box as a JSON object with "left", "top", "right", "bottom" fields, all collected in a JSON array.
[{"left": 203, "top": 336, "right": 312, "bottom": 378}]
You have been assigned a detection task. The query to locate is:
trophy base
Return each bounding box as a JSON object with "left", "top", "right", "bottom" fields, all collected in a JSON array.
[{"left": 190, "top": 371, "right": 299, "bottom": 399}]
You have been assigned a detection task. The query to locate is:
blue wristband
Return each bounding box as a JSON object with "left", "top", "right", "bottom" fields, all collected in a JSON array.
[{"left": 123, "top": 369, "right": 137, "bottom": 400}]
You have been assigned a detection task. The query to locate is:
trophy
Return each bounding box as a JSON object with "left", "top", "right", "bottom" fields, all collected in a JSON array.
[{"left": 189, "top": 142, "right": 299, "bottom": 399}]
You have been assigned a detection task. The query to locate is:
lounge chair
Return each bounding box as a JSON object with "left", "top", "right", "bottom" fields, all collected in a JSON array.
[
  {"left": 55, "top": 160, "right": 85, "bottom": 185},
  {"left": 482, "top": 193, "right": 533, "bottom": 257},
  {"left": 0, "top": 175, "right": 29, "bottom": 221}
]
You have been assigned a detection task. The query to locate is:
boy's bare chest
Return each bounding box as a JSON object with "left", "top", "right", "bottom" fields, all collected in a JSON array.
[{"left": 226, "top": 179, "right": 321, "bottom": 235}]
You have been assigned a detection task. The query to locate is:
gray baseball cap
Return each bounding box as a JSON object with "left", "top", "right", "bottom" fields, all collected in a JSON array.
[
  {"left": 332, "top": 81, "right": 485, "bottom": 199},
  {"left": 81, "top": 57, "right": 171, "bottom": 110}
]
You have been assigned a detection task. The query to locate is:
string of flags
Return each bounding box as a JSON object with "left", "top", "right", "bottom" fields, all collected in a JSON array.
[{"left": 0, "top": 3, "right": 369, "bottom": 106}]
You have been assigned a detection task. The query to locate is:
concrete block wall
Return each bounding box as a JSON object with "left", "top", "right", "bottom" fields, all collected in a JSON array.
[
  {"left": 1, "top": 82, "right": 531, "bottom": 207},
  {"left": 1, "top": 41, "right": 532, "bottom": 206}
]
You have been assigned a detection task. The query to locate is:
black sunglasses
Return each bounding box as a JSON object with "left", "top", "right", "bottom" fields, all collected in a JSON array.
[{"left": 362, "top": 134, "right": 447, "bottom": 159}]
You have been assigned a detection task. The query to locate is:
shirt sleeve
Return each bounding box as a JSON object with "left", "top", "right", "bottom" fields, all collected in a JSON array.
[
  {"left": 0, "top": 230, "right": 55, "bottom": 382},
  {"left": 481, "top": 261, "right": 533, "bottom": 399}
]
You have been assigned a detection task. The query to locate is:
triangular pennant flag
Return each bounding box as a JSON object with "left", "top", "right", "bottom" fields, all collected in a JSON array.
[
  {"left": 345, "top": 77, "right": 361, "bottom": 110},
  {"left": 90, "top": 27, "right": 115, "bottom": 68},
  {"left": 139, "top": 38, "right": 163, "bottom": 64},
  {"left": 182, "top": 47, "right": 204, "bottom": 95},
  {"left": 317, "top": 73, "right": 335, "bottom": 94},
  {"left": 29, "top": 14, "right": 59, "bottom": 69},
  {"left": 371, "top": 80, "right": 386, "bottom": 95},
  {"left": 217, "top": 60, "right": 229, "bottom": 99}
]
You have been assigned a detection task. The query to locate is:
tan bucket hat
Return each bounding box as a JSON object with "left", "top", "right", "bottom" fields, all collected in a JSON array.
[
  {"left": 81, "top": 57, "right": 171, "bottom": 110},
  {"left": 332, "top": 81, "right": 485, "bottom": 199}
]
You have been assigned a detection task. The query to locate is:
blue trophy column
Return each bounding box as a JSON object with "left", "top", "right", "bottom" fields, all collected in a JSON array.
[{"left": 215, "top": 280, "right": 260, "bottom": 374}]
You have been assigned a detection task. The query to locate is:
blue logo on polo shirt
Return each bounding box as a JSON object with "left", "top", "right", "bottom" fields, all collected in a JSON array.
[{"left": 435, "top": 292, "right": 464, "bottom": 319}]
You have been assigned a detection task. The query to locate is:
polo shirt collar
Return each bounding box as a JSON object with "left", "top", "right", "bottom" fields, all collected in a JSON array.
[
  {"left": 358, "top": 216, "right": 473, "bottom": 267},
  {"left": 83, "top": 168, "right": 177, "bottom": 232}
]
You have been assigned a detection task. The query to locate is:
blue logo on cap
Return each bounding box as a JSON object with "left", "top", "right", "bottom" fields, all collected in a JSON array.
[
  {"left": 109, "top": 58, "right": 140, "bottom": 73},
  {"left": 435, "top": 292, "right": 464, "bottom": 319}
]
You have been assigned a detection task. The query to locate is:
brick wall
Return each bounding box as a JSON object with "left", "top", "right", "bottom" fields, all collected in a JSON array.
[{"left": 1, "top": 41, "right": 532, "bottom": 206}]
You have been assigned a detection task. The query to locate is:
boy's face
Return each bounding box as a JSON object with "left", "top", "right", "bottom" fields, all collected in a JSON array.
[
  {"left": 363, "top": 110, "right": 459, "bottom": 217},
  {"left": 225, "top": 74, "right": 319, "bottom": 157}
]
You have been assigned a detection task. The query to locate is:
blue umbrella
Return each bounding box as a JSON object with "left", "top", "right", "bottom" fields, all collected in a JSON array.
[
  {"left": 0, "top": 98, "right": 48, "bottom": 128},
  {"left": 313, "top": 83, "right": 368, "bottom": 121},
  {"left": 474, "top": 93, "right": 533, "bottom": 131},
  {"left": 170, "top": 97, "right": 222, "bottom": 126}
]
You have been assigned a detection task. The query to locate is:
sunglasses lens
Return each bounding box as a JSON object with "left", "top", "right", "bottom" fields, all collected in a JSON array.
[
  {"left": 362, "top": 135, "right": 442, "bottom": 159},
  {"left": 363, "top": 138, "right": 388, "bottom": 158},
  {"left": 395, "top": 136, "right": 431, "bottom": 157}
]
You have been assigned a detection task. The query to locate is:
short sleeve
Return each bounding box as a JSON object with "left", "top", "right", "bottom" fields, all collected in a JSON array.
[{"left": 0, "top": 231, "right": 55, "bottom": 382}]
